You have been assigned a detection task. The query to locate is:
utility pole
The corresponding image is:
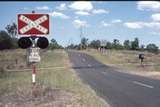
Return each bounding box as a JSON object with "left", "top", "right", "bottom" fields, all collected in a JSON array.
[
  {"left": 67, "top": 38, "right": 73, "bottom": 49},
  {"left": 80, "top": 26, "right": 83, "bottom": 50}
]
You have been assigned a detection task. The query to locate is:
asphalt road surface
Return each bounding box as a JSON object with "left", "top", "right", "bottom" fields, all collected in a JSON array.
[{"left": 67, "top": 50, "right": 160, "bottom": 107}]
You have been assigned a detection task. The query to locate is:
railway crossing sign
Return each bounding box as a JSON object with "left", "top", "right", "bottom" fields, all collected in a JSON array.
[
  {"left": 18, "top": 14, "right": 49, "bottom": 35},
  {"left": 17, "top": 12, "right": 49, "bottom": 85}
]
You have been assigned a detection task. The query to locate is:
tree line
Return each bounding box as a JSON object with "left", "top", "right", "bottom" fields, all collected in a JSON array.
[
  {"left": 0, "top": 23, "right": 159, "bottom": 53},
  {"left": 0, "top": 23, "right": 62, "bottom": 50},
  {"left": 67, "top": 37, "right": 159, "bottom": 54}
]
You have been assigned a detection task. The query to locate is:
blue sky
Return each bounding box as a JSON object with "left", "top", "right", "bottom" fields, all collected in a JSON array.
[{"left": 0, "top": 1, "right": 160, "bottom": 47}]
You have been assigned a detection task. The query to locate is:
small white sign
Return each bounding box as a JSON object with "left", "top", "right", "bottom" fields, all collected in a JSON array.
[
  {"left": 100, "top": 40, "right": 107, "bottom": 47},
  {"left": 27, "top": 47, "right": 40, "bottom": 63}
]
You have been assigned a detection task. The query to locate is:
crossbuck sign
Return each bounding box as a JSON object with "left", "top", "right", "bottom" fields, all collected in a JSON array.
[{"left": 18, "top": 14, "right": 49, "bottom": 35}]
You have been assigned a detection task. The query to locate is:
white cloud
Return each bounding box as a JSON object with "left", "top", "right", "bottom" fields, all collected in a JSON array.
[
  {"left": 73, "top": 19, "right": 88, "bottom": 28},
  {"left": 151, "top": 13, "right": 160, "bottom": 22},
  {"left": 152, "top": 32, "right": 160, "bottom": 35},
  {"left": 145, "top": 22, "right": 160, "bottom": 29},
  {"left": 101, "top": 21, "right": 111, "bottom": 27},
  {"left": 137, "top": 1, "right": 160, "bottom": 12},
  {"left": 75, "top": 11, "right": 90, "bottom": 16},
  {"left": 69, "top": 1, "right": 93, "bottom": 11},
  {"left": 92, "top": 1, "right": 105, "bottom": 4},
  {"left": 124, "top": 21, "right": 160, "bottom": 29},
  {"left": 56, "top": 3, "right": 67, "bottom": 11},
  {"left": 124, "top": 22, "right": 143, "bottom": 29},
  {"left": 92, "top": 9, "right": 109, "bottom": 14},
  {"left": 49, "top": 11, "right": 70, "bottom": 19},
  {"left": 111, "top": 19, "right": 122, "bottom": 23},
  {"left": 21, "top": 7, "right": 30, "bottom": 10},
  {"left": 69, "top": 1, "right": 110, "bottom": 16},
  {"left": 36, "top": 6, "right": 50, "bottom": 10}
]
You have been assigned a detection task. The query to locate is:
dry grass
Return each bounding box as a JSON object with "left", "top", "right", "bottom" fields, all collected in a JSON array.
[
  {"left": 83, "top": 49, "right": 160, "bottom": 72},
  {"left": 0, "top": 49, "right": 109, "bottom": 107},
  {"left": 0, "top": 49, "right": 27, "bottom": 70}
]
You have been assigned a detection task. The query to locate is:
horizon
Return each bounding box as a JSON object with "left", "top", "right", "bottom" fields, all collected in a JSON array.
[{"left": 0, "top": 1, "right": 160, "bottom": 47}]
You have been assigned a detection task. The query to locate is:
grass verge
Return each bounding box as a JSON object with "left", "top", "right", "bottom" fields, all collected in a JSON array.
[
  {"left": 83, "top": 49, "right": 160, "bottom": 72},
  {"left": 0, "top": 49, "right": 109, "bottom": 107}
]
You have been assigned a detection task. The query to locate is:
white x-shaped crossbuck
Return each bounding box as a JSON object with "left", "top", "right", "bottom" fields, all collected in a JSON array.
[{"left": 19, "top": 15, "right": 48, "bottom": 34}]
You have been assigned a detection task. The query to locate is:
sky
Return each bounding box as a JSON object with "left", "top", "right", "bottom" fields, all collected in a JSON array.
[{"left": 0, "top": 1, "right": 160, "bottom": 47}]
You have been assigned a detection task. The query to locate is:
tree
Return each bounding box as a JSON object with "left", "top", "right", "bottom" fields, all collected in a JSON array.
[
  {"left": 123, "top": 40, "right": 131, "bottom": 50},
  {"left": 67, "top": 44, "right": 75, "bottom": 49},
  {"left": 80, "top": 37, "right": 88, "bottom": 49},
  {"left": 146, "top": 43, "right": 159, "bottom": 54},
  {"left": 4, "top": 23, "right": 18, "bottom": 49},
  {"left": 112, "top": 39, "right": 124, "bottom": 49},
  {"left": 5, "top": 23, "right": 17, "bottom": 38},
  {"left": 131, "top": 38, "right": 139, "bottom": 50},
  {"left": 48, "top": 38, "right": 62, "bottom": 50},
  {"left": 0, "top": 30, "right": 13, "bottom": 50},
  {"left": 105, "top": 41, "right": 112, "bottom": 49},
  {"left": 112, "top": 39, "right": 118, "bottom": 49},
  {"left": 66, "top": 44, "right": 79, "bottom": 49},
  {"left": 89, "top": 40, "right": 101, "bottom": 49}
]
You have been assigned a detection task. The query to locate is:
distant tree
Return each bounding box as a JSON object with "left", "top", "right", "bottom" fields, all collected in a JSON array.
[
  {"left": 112, "top": 39, "right": 119, "bottom": 49},
  {"left": 131, "top": 38, "right": 139, "bottom": 50},
  {"left": 74, "top": 44, "right": 80, "bottom": 50},
  {"left": 146, "top": 43, "right": 159, "bottom": 54},
  {"left": 112, "top": 39, "right": 124, "bottom": 49},
  {"left": 140, "top": 44, "right": 145, "bottom": 51},
  {"left": 105, "top": 41, "right": 112, "bottom": 49},
  {"left": 123, "top": 40, "right": 131, "bottom": 50},
  {"left": 5, "top": 22, "right": 17, "bottom": 38},
  {"left": 113, "top": 39, "right": 119, "bottom": 44},
  {"left": 67, "top": 44, "right": 75, "bottom": 49},
  {"left": 48, "top": 38, "right": 62, "bottom": 50},
  {"left": 81, "top": 37, "right": 88, "bottom": 49},
  {"left": 89, "top": 40, "right": 101, "bottom": 49}
]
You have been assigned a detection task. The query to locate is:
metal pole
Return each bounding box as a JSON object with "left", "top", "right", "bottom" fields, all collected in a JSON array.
[
  {"left": 80, "top": 26, "right": 82, "bottom": 50},
  {"left": 31, "top": 10, "right": 36, "bottom": 85},
  {"left": 31, "top": 37, "right": 37, "bottom": 85},
  {"left": 32, "top": 63, "right": 36, "bottom": 85}
]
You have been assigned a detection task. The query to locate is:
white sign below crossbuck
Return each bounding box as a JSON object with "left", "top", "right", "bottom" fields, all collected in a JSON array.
[{"left": 27, "top": 47, "right": 41, "bottom": 63}]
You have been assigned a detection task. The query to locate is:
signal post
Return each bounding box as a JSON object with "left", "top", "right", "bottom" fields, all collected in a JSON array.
[{"left": 17, "top": 11, "right": 50, "bottom": 85}]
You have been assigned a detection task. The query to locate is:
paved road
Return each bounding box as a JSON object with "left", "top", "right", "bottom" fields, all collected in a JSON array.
[{"left": 67, "top": 50, "right": 160, "bottom": 107}]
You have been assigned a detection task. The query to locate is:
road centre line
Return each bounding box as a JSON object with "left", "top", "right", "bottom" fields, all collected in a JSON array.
[
  {"left": 88, "top": 64, "right": 92, "bottom": 67},
  {"left": 82, "top": 58, "right": 86, "bottom": 62},
  {"left": 133, "top": 81, "right": 154, "bottom": 89}
]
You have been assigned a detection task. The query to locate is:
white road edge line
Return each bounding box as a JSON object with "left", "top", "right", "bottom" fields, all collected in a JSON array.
[{"left": 133, "top": 81, "right": 154, "bottom": 89}]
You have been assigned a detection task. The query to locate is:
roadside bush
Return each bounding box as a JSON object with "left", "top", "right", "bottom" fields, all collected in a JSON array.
[
  {"left": 0, "top": 30, "right": 18, "bottom": 50},
  {"left": 146, "top": 43, "right": 159, "bottom": 54}
]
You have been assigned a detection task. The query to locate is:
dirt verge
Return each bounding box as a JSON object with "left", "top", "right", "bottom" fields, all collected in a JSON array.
[{"left": 0, "top": 84, "right": 82, "bottom": 107}]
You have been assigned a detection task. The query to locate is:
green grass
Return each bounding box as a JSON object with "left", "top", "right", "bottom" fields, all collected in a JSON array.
[
  {"left": 83, "top": 49, "right": 160, "bottom": 72},
  {"left": 0, "top": 49, "right": 109, "bottom": 107}
]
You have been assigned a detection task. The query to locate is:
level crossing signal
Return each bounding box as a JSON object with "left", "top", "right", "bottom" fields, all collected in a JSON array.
[
  {"left": 18, "top": 37, "right": 49, "bottom": 49},
  {"left": 17, "top": 13, "right": 49, "bottom": 49}
]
